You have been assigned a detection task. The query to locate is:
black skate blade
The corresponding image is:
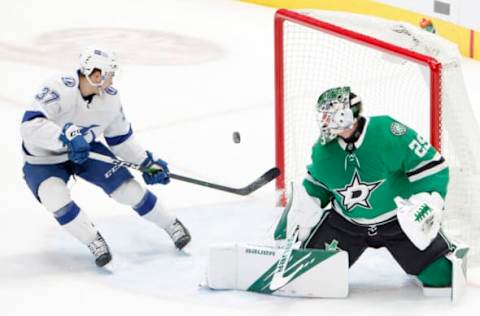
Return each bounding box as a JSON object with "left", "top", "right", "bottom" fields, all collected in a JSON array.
[{"left": 95, "top": 252, "right": 112, "bottom": 267}]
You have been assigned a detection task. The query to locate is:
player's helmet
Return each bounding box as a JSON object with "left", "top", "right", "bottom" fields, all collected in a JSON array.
[
  {"left": 316, "top": 86, "right": 362, "bottom": 145},
  {"left": 79, "top": 47, "right": 118, "bottom": 88}
]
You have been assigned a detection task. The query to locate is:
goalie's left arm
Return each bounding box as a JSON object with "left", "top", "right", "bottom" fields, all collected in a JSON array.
[
  {"left": 399, "top": 125, "right": 449, "bottom": 198},
  {"left": 393, "top": 122, "right": 449, "bottom": 250}
]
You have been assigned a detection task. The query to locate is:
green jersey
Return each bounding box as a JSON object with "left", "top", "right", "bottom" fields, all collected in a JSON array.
[{"left": 303, "top": 116, "right": 449, "bottom": 224}]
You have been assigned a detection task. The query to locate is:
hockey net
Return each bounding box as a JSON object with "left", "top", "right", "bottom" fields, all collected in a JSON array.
[{"left": 275, "top": 9, "right": 480, "bottom": 266}]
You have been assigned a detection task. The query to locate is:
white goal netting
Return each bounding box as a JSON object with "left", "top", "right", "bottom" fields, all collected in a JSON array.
[{"left": 276, "top": 9, "right": 480, "bottom": 266}]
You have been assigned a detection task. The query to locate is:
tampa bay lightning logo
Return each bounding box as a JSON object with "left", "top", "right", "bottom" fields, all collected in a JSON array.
[
  {"left": 335, "top": 170, "right": 383, "bottom": 211},
  {"left": 105, "top": 86, "right": 118, "bottom": 95},
  {"left": 61, "top": 76, "right": 76, "bottom": 87}
]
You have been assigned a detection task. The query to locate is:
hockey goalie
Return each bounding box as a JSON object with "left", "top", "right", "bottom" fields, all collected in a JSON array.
[{"left": 204, "top": 87, "right": 468, "bottom": 301}]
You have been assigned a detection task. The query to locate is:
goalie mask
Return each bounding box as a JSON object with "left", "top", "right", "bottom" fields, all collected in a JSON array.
[
  {"left": 79, "top": 47, "right": 118, "bottom": 89},
  {"left": 316, "top": 87, "right": 362, "bottom": 145}
]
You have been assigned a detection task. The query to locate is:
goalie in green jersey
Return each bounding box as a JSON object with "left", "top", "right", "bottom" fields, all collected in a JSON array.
[{"left": 275, "top": 87, "right": 468, "bottom": 297}]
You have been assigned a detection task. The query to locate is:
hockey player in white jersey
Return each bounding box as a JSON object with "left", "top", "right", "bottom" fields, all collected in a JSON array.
[{"left": 20, "top": 47, "right": 191, "bottom": 267}]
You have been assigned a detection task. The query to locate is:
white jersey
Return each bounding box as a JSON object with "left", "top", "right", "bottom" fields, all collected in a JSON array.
[{"left": 21, "top": 72, "right": 147, "bottom": 165}]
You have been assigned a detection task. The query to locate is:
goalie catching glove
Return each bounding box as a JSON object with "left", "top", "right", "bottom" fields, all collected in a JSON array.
[{"left": 395, "top": 192, "right": 444, "bottom": 251}]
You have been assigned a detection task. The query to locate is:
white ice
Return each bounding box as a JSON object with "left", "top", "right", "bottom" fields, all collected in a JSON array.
[{"left": 1, "top": 1, "right": 479, "bottom": 315}]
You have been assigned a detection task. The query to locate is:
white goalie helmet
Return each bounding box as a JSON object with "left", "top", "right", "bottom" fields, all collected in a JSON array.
[
  {"left": 316, "top": 86, "right": 362, "bottom": 145},
  {"left": 79, "top": 46, "right": 118, "bottom": 88}
]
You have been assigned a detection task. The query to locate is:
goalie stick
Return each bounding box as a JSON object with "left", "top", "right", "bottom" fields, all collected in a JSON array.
[{"left": 89, "top": 152, "right": 280, "bottom": 196}]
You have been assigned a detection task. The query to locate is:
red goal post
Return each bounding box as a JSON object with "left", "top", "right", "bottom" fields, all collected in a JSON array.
[
  {"left": 273, "top": 9, "right": 480, "bottom": 265},
  {"left": 275, "top": 8, "right": 442, "bottom": 195}
]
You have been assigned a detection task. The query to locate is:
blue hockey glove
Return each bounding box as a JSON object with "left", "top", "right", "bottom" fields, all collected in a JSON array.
[
  {"left": 59, "top": 123, "right": 90, "bottom": 164},
  {"left": 140, "top": 151, "right": 170, "bottom": 185}
]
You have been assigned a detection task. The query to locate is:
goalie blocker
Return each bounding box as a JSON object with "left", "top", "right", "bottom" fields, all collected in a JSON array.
[{"left": 205, "top": 243, "right": 349, "bottom": 298}]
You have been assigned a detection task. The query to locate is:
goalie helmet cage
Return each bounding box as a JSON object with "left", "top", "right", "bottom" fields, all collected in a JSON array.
[{"left": 274, "top": 9, "right": 480, "bottom": 266}]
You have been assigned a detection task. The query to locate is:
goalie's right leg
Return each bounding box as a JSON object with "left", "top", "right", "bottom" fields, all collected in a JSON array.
[{"left": 415, "top": 241, "right": 469, "bottom": 302}]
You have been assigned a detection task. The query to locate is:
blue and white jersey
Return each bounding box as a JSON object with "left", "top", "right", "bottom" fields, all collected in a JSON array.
[{"left": 21, "top": 72, "right": 147, "bottom": 165}]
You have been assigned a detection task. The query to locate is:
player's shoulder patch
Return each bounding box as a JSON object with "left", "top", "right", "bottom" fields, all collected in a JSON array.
[
  {"left": 105, "top": 86, "right": 118, "bottom": 95},
  {"left": 390, "top": 121, "right": 407, "bottom": 136},
  {"left": 61, "top": 76, "right": 76, "bottom": 87}
]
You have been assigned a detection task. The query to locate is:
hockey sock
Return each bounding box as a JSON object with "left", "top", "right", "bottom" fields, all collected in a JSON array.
[
  {"left": 417, "top": 256, "right": 452, "bottom": 287},
  {"left": 57, "top": 202, "right": 99, "bottom": 245},
  {"left": 134, "top": 190, "right": 175, "bottom": 229},
  {"left": 54, "top": 201, "right": 80, "bottom": 225},
  {"left": 110, "top": 179, "right": 175, "bottom": 229}
]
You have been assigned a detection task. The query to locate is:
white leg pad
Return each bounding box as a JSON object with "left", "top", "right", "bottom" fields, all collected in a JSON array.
[
  {"left": 419, "top": 245, "right": 469, "bottom": 303},
  {"left": 447, "top": 245, "right": 469, "bottom": 303},
  {"left": 205, "top": 243, "right": 349, "bottom": 298},
  {"left": 421, "top": 285, "right": 451, "bottom": 297}
]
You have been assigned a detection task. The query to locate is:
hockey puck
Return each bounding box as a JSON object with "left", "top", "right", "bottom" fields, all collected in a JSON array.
[{"left": 233, "top": 131, "right": 241, "bottom": 143}]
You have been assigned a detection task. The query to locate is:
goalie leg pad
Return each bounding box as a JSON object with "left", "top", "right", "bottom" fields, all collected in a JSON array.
[
  {"left": 447, "top": 244, "right": 469, "bottom": 303},
  {"left": 417, "top": 244, "right": 469, "bottom": 303},
  {"left": 205, "top": 243, "right": 349, "bottom": 298}
]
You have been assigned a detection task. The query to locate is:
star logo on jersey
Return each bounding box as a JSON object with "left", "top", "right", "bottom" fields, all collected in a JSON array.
[{"left": 335, "top": 170, "right": 383, "bottom": 211}]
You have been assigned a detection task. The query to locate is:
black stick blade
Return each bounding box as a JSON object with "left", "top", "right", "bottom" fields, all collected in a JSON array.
[
  {"left": 169, "top": 167, "right": 280, "bottom": 196},
  {"left": 236, "top": 167, "right": 281, "bottom": 195}
]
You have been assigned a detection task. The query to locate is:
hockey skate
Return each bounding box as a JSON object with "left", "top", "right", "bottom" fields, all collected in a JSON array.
[
  {"left": 87, "top": 233, "right": 112, "bottom": 267},
  {"left": 165, "top": 219, "right": 191, "bottom": 250}
]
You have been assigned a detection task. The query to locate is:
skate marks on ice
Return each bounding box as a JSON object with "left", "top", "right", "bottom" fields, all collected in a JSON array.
[{"left": 0, "top": 28, "right": 225, "bottom": 70}]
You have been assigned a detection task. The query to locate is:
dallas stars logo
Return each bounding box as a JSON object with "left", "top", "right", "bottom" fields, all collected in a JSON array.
[{"left": 335, "top": 170, "right": 383, "bottom": 211}]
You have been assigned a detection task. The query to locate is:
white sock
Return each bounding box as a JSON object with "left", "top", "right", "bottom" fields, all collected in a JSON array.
[
  {"left": 62, "top": 208, "right": 99, "bottom": 246},
  {"left": 142, "top": 201, "right": 176, "bottom": 229},
  {"left": 110, "top": 179, "right": 176, "bottom": 229}
]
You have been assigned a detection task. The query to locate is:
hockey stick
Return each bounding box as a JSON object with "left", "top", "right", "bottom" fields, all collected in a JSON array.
[{"left": 89, "top": 152, "right": 280, "bottom": 196}]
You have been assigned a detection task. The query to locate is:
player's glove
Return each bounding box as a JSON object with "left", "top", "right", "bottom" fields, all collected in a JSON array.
[
  {"left": 140, "top": 151, "right": 170, "bottom": 185},
  {"left": 395, "top": 192, "right": 444, "bottom": 251},
  {"left": 59, "top": 123, "right": 90, "bottom": 164}
]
